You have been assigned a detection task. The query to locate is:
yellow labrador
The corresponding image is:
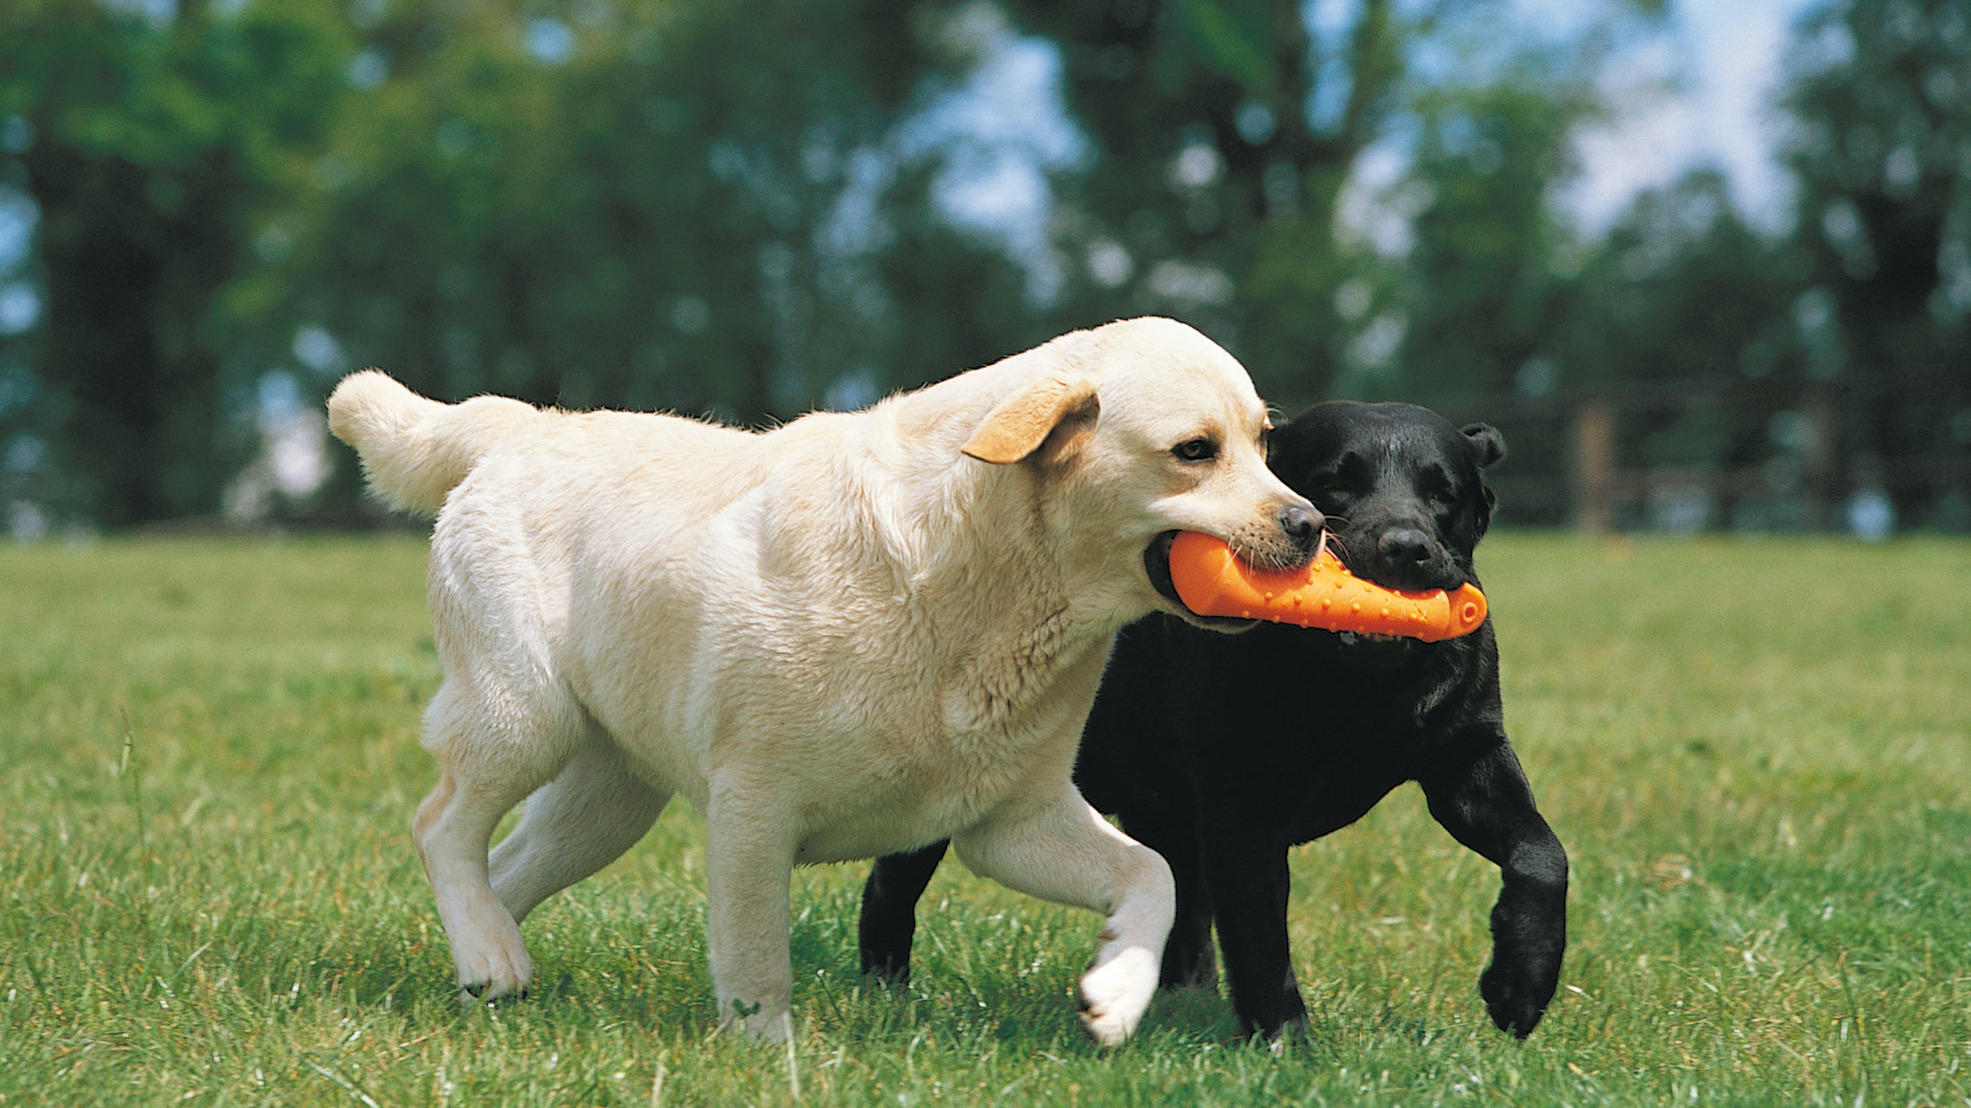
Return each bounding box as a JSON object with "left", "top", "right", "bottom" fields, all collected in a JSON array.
[{"left": 327, "top": 317, "right": 1320, "bottom": 1044}]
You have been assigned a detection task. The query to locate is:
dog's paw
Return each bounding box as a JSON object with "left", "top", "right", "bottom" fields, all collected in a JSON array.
[
  {"left": 858, "top": 950, "right": 913, "bottom": 987},
  {"left": 1075, "top": 945, "right": 1159, "bottom": 1048},
  {"left": 1245, "top": 1015, "right": 1310, "bottom": 1052},
  {"left": 1479, "top": 960, "right": 1552, "bottom": 1038},
  {"left": 719, "top": 999, "right": 794, "bottom": 1043},
  {"left": 455, "top": 943, "right": 533, "bottom": 1003}
]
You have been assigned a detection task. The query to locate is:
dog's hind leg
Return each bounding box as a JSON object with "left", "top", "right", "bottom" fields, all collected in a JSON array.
[
  {"left": 414, "top": 677, "right": 583, "bottom": 1002},
  {"left": 489, "top": 730, "right": 670, "bottom": 923},
  {"left": 954, "top": 787, "right": 1174, "bottom": 1048},
  {"left": 858, "top": 840, "right": 949, "bottom": 983}
]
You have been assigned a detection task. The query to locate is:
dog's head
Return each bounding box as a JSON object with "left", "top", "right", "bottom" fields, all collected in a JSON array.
[
  {"left": 1267, "top": 400, "right": 1503, "bottom": 596},
  {"left": 960, "top": 318, "right": 1322, "bottom": 630}
]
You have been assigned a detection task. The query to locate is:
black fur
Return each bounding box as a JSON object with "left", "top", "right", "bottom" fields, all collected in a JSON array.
[{"left": 859, "top": 400, "right": 1567, "bottom": 1042}]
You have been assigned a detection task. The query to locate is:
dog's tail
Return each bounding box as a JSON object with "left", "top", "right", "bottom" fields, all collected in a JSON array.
[{"left": 326, "top": 370, "right": 544, "bottom": 516}]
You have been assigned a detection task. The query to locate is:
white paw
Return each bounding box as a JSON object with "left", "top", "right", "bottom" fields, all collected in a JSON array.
[
  {"left": 719, "top": 1000, "right": 793, "bottom": 1042},
  {"left": 1075, "top": 945, "right": 1159, "bottom": 1048},
  {"left": 455, "top": 940, "right": 533, "bottom": 1002}
]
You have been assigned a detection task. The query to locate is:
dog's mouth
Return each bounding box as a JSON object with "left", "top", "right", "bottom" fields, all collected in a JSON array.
[
  {"left": 1319, "top": 538, "right": 1445, "bottom": 657},
  {"left": 1144, "top": 531, "right": 1256, "bottom": 630},
  {"left": 1145, "top": 530, "right": 1455, "bottom": 649},
  {"left": 1144, "top": 531, "right": 1181, "bottom": 605},
  {"left": 1337, "top": 630, "right": 1403, "bottom": 645}
]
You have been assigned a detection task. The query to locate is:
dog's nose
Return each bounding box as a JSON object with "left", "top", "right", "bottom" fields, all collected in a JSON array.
[
  {"left": 1378, "top": 528, "right": 1432, "bottom": 565},
  {"left": 1279, "top": 501, "right": 1324, "bottom": 552}
]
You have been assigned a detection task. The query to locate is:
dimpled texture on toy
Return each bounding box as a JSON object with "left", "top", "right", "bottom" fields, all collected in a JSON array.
[{"left": 1167, "top": 531, "right": 1487, "bottom": 642}]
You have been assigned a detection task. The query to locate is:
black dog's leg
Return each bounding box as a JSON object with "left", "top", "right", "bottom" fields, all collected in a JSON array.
[
  {"left": 858, "top": 840, "right": 949, "bottom": 983},
  {"left": 1202, "top": 829, "right": 1306, "bottom": 1041},
  {"left": 1117, "top": 811, "right": 1216, "bottom": 990},
  {"left": 1420, "top": 742, "right": 1568, "bottom": 1038}
]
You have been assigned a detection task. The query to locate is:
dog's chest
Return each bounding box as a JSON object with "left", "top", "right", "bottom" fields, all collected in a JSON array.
[
  {"left": 939, "top": 602, "right": 1086, "bottom": 733},
  {"left": 782, "top": 618, "right": 1109, "bottom": 863},
  {"left": 784, "top": 729, "right": 1050, "bottom": 862}
]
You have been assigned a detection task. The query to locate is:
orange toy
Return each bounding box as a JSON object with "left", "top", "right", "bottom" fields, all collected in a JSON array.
[{"left": 1167, "top": 531, "right": 1487, "bottom": 642}]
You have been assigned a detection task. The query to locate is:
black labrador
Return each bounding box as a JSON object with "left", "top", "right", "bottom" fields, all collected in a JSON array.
[{"left": 858, "top": 400, "right": 1568, "bottom": 1042}]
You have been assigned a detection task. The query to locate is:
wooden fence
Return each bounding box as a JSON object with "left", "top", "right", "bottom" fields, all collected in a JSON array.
[{"left": 1430, "top": 375, "right": 1970, "bottom": 534}]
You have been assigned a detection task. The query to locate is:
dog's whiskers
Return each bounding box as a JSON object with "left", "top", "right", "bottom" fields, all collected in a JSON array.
[
  {"left": 1240, "top": 538, "right": 1297, "bottom": 572},
  {"left": 1322, "top": 529, "right": 1354, "bottom": 570}
]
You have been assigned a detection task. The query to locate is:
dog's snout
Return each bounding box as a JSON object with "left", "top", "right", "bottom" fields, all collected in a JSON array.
[
  {"left": 1279, "top": 501, "right": 1324, "bottom": 552},
  {"left": 1378, "top": 528, "right": 1432, "bottom": 565}
]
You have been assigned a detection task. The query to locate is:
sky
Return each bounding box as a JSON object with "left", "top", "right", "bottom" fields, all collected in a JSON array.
[{"left": 1561, "top": 0, "right": 1818, "bottom": 234}]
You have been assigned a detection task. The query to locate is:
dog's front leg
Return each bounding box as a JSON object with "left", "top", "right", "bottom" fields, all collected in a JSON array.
[
  {"left": 1199, "top": 823, "right": 1307, "bottom": 1043},
  {"left": 703, "top": 787, "right": 798, "bottom": 1042},
  {"left": 1419, "top": 739, "right": 1568, "bottom": 1038},
  {"left": 954, "top": 787, "right": 1174, "bottom": 1048}
]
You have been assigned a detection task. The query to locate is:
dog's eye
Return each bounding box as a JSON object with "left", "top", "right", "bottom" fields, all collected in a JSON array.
[
  {"left": 1172, "top": 437, "right": 1218, "bottom": 463},
  {"left": 1421, "top": 471, "right": 1456, "bottom": 506}
]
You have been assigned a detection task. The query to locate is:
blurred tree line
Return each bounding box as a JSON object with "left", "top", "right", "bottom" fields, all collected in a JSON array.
[{"left": 0, "top": 0, "right": 1964, "bottom": 533}]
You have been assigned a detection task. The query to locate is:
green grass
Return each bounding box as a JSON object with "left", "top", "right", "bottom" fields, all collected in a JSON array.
[{"left": 2, "top": 534, "right": 1968, "bottom": 1106}]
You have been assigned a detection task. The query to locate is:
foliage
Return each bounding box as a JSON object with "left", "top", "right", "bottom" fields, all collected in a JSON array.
[
  {"left": 1375, "top": 62, "right": 1602, "bottom": 408},
  {"left": 0, "top": 0, "right": 355, "bottom": 526},
  {"left": 271, "top": 0, "right": 981, "bottom": 426},
  {"left": 0, "top": 0, "right": 1965, "bottom": 530},
  {"left": 1776, "top": 0, "right": 1971, "bottom": 522},
  {"left": 2, "top": 535, "right": 1968, "bottom": 1105},
  {"left": 996, "top": 0, "right": 1643, "bottom": 409}
]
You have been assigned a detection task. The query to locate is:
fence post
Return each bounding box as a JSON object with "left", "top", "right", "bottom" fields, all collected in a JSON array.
[
  {"left": 1573, "top": 397, "right": 1616, "bottom": 534},
  {"left": 1801, "top": 386, "right": 1839, "bottom": 532}
]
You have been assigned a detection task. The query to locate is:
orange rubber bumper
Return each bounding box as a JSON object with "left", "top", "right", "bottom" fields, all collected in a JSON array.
[{"left": 1167, "top": 531, "right": 1487, "bottom": 642}]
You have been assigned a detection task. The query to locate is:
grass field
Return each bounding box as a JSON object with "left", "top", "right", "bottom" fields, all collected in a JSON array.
[{"left": 2, "top": 533, "right": 1968, "bottom": 1106}]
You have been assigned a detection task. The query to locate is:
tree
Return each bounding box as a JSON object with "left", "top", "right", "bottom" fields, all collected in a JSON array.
[
  {"left": 273, "top": 0, "right": 989, "bottom": 432},
  {"left": 0, "top": 0, "right": 1678, "bottom": 529},
  {"left": 995, "top": 0, "right": 1410, "bottom": 402},
  {"left": 0, "top": 0, "right": 353, "bottom": 527},
  {"left": 1386, "top": 70, "right": 1597, "bottom": 407},
  {"left": 1553, "top": 169, "right": 1807, "bottom": 528},
  {"left": 1778, "top": 0, "right": 1971, "bottom": 526},
  {"left": 4, "top": 0, "right": 1011, "bottom": 526}
]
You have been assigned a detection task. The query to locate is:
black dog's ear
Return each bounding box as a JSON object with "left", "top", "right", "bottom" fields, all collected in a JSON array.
[
  {"left": 1462, "top": 423, "right": 1506, "bottom": 469},
  {"left": 1461, "top": 423, "right": 1504, "bottom": 539}
]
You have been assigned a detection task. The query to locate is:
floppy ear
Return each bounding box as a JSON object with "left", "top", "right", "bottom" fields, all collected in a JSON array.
[
  {"left": 1462, "top": 423, "right": 1506, "bottom": 470},
  {"left": 962, "top": 376, "right": 1101, "bottom": 465},
  {"left": 1461, "top": 422, "right": 1505, "bottom": 538}
]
